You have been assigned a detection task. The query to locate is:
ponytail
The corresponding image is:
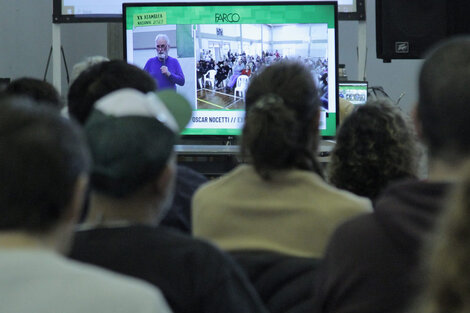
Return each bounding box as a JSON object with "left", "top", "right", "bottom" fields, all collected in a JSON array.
[{"left": 242, "top": 93, "right": 323, "bottom": 180}]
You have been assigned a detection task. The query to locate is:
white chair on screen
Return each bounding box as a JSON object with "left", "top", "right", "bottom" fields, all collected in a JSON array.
[
  {"left": 203, "top": 70, "right": 216, "bottom": 89},
  {"left": 234, "top": 75, "right": 250, "bottom": 99}
]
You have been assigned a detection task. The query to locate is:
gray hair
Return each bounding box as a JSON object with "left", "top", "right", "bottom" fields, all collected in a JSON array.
[
  {"left": 71, "top": 55, "right": 109, "bottom": 83},
  {"left": 155, "top": 34, "right": 170, "bottom": 47}
]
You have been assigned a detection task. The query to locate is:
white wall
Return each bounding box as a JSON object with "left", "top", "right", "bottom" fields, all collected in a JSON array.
[
  {"left": 0, "top": 0, "right": 422, "bottom": 114},
  {"left": 0, "top": 0, "right": 107, "bottom": 96},
  {"left": 339, "top": 0, "right": 422, "bottom": 114}
]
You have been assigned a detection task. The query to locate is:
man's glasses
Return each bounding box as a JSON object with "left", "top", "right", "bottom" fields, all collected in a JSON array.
[{"left": 156, "top": 45, "right": 167, "bottom": 49}]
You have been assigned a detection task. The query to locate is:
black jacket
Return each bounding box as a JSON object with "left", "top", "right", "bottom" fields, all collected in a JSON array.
[
  {"left": 70, "top": 225, "right": 268, "bottom": 313},
  {"left": 231, "top": 250, "right": 320, "bottom": 313},
  {"left": 313, "top": 179, "right": 450, "bottom": 313},
  {"left": 160, "top": 165, "right": 207, "bottom": 234}
]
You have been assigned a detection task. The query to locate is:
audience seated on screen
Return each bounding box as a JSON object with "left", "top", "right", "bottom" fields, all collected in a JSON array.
[
  {"left": 3, "top": 77, "right": 62, "bottom": 109},
  {"left": 197, "top": 51, "right": 325, "bottom": 91},
  {"left": 328, "top": 99, "right": 418, "bottom": 201},
  {"left": 68, "top": 59, "right": 206, "bottom": 233},
  {"left": 192, "top": 61, "right": 371, "bottom": 259},
  {"left": 0, "top": 97, "right": 171, "bottom": 313},
  {"left": 68, "top": 88, "right": 268, "bottom": 313},
  {"left": 313, "top": 36, "right": 470, "bottom": 313}
]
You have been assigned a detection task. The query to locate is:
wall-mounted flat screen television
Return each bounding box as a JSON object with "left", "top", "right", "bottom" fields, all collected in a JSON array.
[
  {"left": 123, "top": 1, "right": 338, "bottom": 138},
  {"left": 54, "top": 0, "right": 361, "bottom": 22}
]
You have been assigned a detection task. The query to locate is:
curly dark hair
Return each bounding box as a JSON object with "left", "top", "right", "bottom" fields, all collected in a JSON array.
[{"left": 328, "top": 99, "right": 417, "bottom": 200}]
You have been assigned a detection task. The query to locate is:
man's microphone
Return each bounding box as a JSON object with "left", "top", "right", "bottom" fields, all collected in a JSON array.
[{"left": 159, "top": 54, "right": 168, "bottom": 76}]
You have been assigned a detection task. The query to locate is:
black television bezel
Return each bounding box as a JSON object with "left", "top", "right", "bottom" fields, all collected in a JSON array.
[
  {"left": 53, "top": 0, "right": 119, "bottom": 23},
  {"left": 122, "top": 1, "right": 339, "bottom": 142},
  {"left": 338, "top": 0, "right": 365, "bottom": 21}
]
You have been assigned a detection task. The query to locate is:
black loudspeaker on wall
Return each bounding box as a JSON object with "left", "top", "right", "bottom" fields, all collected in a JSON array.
[{"left": 376, "top": 0, "right": 448, "bottom": 62}]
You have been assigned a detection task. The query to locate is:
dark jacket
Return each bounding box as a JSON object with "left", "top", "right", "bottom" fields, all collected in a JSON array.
[
  {"left": 231, "top": 250, "right": 320, "bottom": 313},
  {"left": 70, "top": 225, "right": 268, "bottom": 313},
  {"left": 313, "top": 179, "right": 450, "bottom": 313},
  {"left": 160, "top": 165, "right": 207, "bottom": 234}
]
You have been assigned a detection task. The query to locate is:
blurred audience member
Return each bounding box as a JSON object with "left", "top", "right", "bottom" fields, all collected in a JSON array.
[
  {"left": 313, "top": 36, "right": 470, "bottom": 313},
  {"left": 71, "top": 55, "right": 109, "bottom": 83},
  {"left": 241, "top": 64, "right": 251, "bottom": 77},
  {"left": 69, "top": 89, "right": 268, "bottom": 313},
  {"left": 411, "top": 162, "right": 470, "bottom": 313},
  {"left": 68, "top": 60, "right": 205, "bottom": 232},
  {"left": 328, "top": 99, "right": 418, "bottom": 201},
  {"left": 193, "top": 61, "right": 371, "bottom": 258},
  {"left": 0, "top": 97, "right": 170, "bottom": 313},
  {"left": 4, "top": 77, "right": 62, "bottom": 109},
  {"left": 68, "top": 60, "right": 156, "bottom": 125}
]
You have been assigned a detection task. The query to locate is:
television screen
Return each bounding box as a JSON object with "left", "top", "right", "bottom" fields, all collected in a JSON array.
[
  {"left": 339, "top": 81, "right": 368, "bottom": 105},
  {"left": 55, "top": 0, "right": 359, "bottom": 22},
  {"left": 124, "top": 2, "right": 338, "bottom": 137}
]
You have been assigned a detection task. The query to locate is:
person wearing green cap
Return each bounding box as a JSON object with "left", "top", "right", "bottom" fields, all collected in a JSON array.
[
  {"left": 69, "top": 88, "right": 268, "bottom": 313},
  {"left": 67, "top": 59, "right": 206, "bottom": 233}
]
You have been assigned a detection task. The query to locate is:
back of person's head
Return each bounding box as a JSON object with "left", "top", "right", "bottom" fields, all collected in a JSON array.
[
  {"left": 85, "top": 88, "right": 191, "bottom": 203},
  {"left": 328, "top": 99, "right": 418, "bottom": 200},
  {"left": 243, "top": 61, "right": 322, "bottom": 180},
  {"left": 418, "top": 36, "right": 470, "bottom": 163},
  {"left": 70, "top": 55, "right": 109, "bottom": 83},
  {"left": 4, "top": 77, "right": 62, "bottom": 109},
  {"left": 411, "top": 162, "right": 470, "bottom": 313},
  {"left": 0, "top": 97, "right": 90, "bottom": 233},
  {"left": 68, "top": 60, "right": 157, "bottom": 125}
]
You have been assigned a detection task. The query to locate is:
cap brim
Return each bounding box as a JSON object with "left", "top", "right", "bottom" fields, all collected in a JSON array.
[{"left": 155, "top": 89, "right": 192, "bottom": 133}]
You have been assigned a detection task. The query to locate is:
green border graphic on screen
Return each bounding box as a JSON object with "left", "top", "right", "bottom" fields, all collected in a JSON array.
[
  {"left": 181, "top": 113, "right": 337, "bottom": 136},
  {"left": 125, "top": 3, "right": 337, "bottom": 138},
  {"left": 339, "top": 86, "right": 366, "bottom": 91},
  {"left": 127, "top": 5, "right": 335, "bottom": 29},
  {"left": 133, "top": 12, "right": 167, "bottom": 26}
]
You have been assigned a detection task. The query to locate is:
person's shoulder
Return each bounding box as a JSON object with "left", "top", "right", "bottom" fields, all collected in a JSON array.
[
  {"left": 155, "top": 226, "right": 240, "bottom": 277},
  {"left": 154, "top": 226, "right": 209, "bottom": 246},
  {"left": 192, "top": 166, "right": 260, "bottom": 206},
  {"left": 64, "top": 257, "right": 152, "bottom": 291},
  {"left": 298, "top": 171, "right": 372, "bottom": 212},
  {"left": 176, "top": 165, "right": 207, "bottom": 188},
  {"left": 320, "top": 213, "right": 380, "bottom": 262},
  {"left": 330, "top": 208, "right": 406, "bottom": 267},
  {"left": 144, "top": 57, "right": 157, "bottom": 70},
  {"left": 145, "top": 56, "right": 157, "bottom": 64},
  {"left": 154, "top": 226, "right": 228, "bottom": 256},
  {"left": 167, "top": 55, "right": 179, "bottom": 62},
  {"left": 59, "top": 256, "right": 170, "bottom": 312},
  {"left": 75, "top": 225, "right": 233, "bottom": 279},
  {"left": 194, "top": 165, "right": 251, "bottom": 196},
  {"left": 333, "top": 213, "right": 378, "bottom": 240},
  {"left": 330, "top": 187, "right": 372, "bottom": 212},
  {"left": 314, "top": 213, "right": 397, "bottom": 313}
]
